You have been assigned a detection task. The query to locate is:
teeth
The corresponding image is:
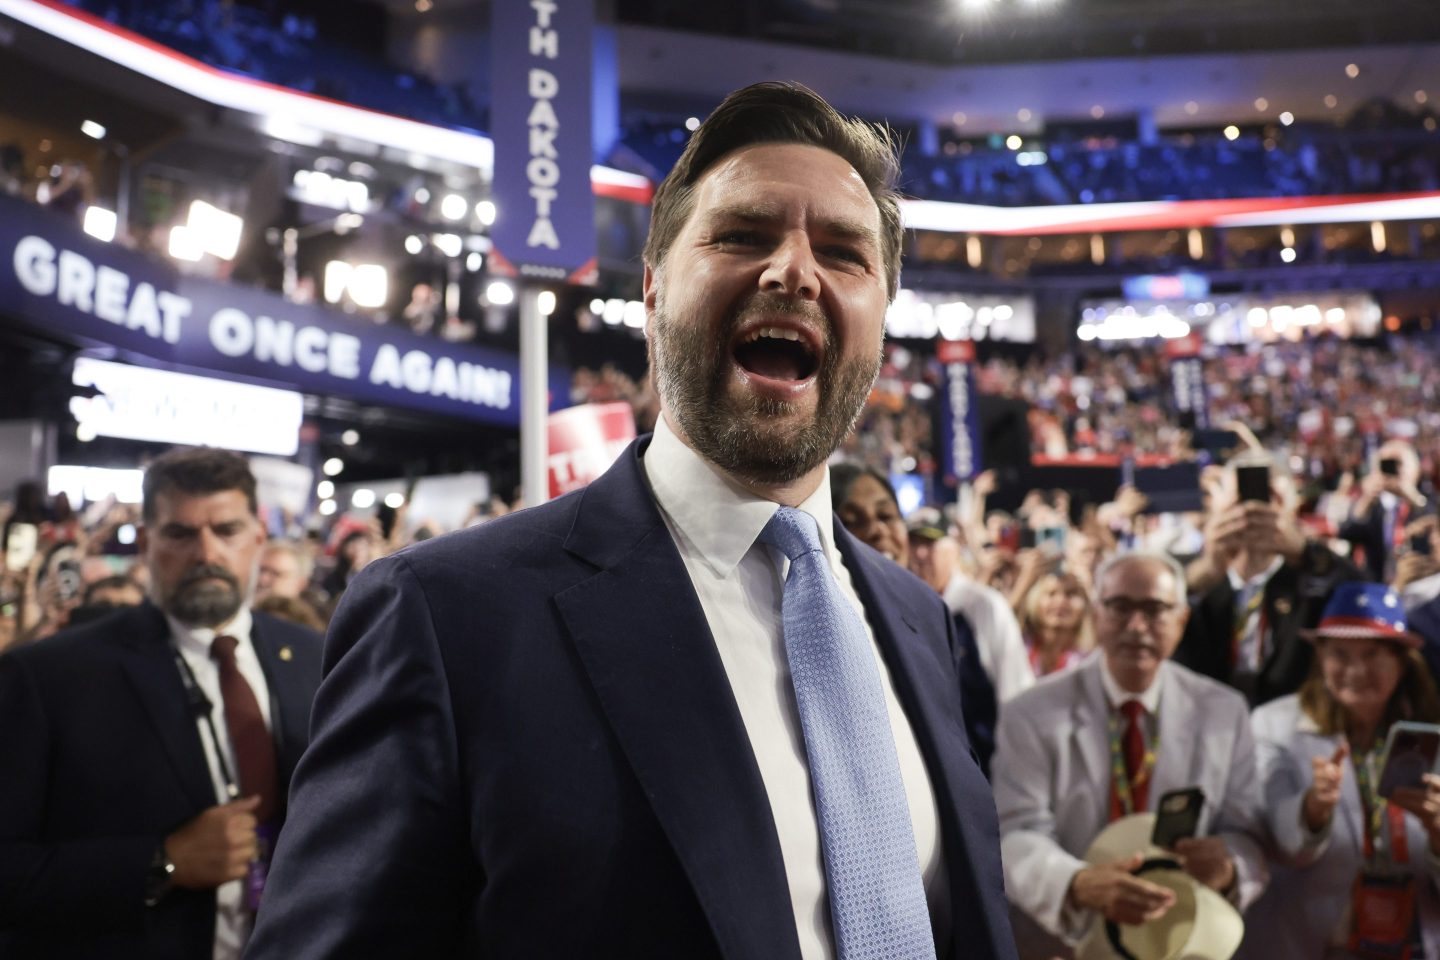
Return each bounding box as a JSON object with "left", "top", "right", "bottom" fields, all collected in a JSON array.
[{"left": 743, "top": 326, "right": 804, "bottom": 344}]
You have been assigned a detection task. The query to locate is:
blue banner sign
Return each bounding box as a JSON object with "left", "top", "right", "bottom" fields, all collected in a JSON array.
[
  {"left": 489, "top": 0, "right": 597, "bottom": 285},
  {"left": 0, "top": 195, "right": 565, "bottom": 427},
  {"left": 1163, "top": 333, "right": 1211, "bottom": 430},
  {"left": 1122, "top": 273, "right": 1210, "bottom": 301},
  {"left": 937, "top": 339, "right": 983, "bottom": 482}
]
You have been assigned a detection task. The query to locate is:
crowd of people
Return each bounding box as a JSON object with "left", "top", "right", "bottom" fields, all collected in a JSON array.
[
  {"left": 828, "top": 438, "right": 1440, "bottom": 956},
  {"left": 9, "top": 75, "right": 1440, "bottom": 960}
]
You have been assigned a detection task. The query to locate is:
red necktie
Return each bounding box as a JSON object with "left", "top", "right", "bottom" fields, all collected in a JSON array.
[
  {"left": 211, "top": 635, "right": 278, "bottom": 821},
  {"left": 1121, "top": 699, "right": 1150, "bottom": 813}
]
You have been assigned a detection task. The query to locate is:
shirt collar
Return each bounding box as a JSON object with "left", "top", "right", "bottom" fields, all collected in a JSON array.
[
  {"left": 1380, "top": 491, "right": 1399, "bottom": 512},
  {"left": 1099, "top": 656, "right": 1165, "bottom": 714},
  {"left": 643, "top": 415, "right": 838, "bottom": 579},
  {"left": 1226, "top": 553, "right": 1284, "bottom": 594},
  {"left": 166, "top": 604, "right": 255, "bottom": 660}
]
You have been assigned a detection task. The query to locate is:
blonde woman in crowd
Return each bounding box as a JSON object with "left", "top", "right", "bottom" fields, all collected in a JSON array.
[{"left": 1018, "top": 571, "right": 1094, "bottom": 677}]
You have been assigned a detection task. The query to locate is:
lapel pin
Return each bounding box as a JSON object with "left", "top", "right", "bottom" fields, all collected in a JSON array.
[
  {"left": 1274, "top": 598, "right": 1293, "bottom": 616},
  {"left": 279, "top": 646, "right": 293, "bottom": 662}
]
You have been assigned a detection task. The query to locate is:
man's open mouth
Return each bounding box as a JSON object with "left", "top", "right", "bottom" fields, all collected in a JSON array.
[{"left": 732, "top": 325, "right": 819, "bottom": 382}]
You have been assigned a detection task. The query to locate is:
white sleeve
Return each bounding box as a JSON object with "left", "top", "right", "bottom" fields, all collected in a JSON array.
[{"left": 978, "top": 587, "right": 1035, "bottom": 703}]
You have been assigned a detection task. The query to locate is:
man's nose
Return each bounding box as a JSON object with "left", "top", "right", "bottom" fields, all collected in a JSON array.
[
  {"left": 758, "top": 234, "right": 820, "bottom": 301},
  {"left": 196, "top": 528, "right": 224, "bottom": 565}
]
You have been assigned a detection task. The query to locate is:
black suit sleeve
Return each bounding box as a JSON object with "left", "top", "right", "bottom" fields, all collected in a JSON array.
[
  {"left": 0, "top": 651, "right": 155, "bottom": 930},
  {"left": 247, "top": 554, "right": 475, "bottom": 958}
]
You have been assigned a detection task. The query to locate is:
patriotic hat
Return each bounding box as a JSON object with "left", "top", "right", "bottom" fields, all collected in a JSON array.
[{"left": 1301, "top": 582, "right": 1421, "bottom": 648}]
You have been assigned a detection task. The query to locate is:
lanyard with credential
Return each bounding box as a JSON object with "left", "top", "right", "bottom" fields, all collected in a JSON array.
[
  {"left": 1353, "top": 744, "right": 1410, "bottom": 865},
  {"left": 1107, "top": 709, "right": 1159, "bottom": 817},
  {"left": 170, "top": 644, "right": 241, "bottom": 801}
]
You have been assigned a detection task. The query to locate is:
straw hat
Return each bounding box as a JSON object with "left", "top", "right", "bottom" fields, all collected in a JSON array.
[{"left": 1074, "top": 814, "right": 1244, "bottom": 960}]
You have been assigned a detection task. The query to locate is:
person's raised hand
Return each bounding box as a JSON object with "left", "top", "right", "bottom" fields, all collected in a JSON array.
[
  {"left": 1202, "top": 501, "right": 1251, "bottom": 569},
  {"left": 1388, "top": 773, "right": 1440, "bottom": 853},
  {"left": 1303, "top": 742, "right": 1348, "bottom": 833},
  {"left": 1172, "top": 836, "right": 1236, "bottom": 892},
  {"left": 1068, "top": 853, "right": 1177, "bottom": 926},
  {"left": 164, "top": 795, "right": 261, "bottom": 890}
]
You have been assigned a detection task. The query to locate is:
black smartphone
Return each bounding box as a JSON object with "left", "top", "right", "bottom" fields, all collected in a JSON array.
[
  {"left": 1381, "top": 458, "right": 1401, "bottom": 477},
  {"left": 1151, "top": 787, "right": 1205, "bottom": 849},
  {"left": 1236, "top": 464, "right": 1271, "bottom": 503},
  {"left": 1019, "top": 527, "right": 1037, "bottom": 550},
  {"left": 1378, "top": 722, "right": 1440, "bottom": 798},
  {"left": 1412, "top": 533, "right": 1434, "bottom": 556}
]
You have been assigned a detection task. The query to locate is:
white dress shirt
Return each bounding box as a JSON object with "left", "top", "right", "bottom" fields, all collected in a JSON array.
[
  {"left": 942, "top": 571, "right": 1035, "bottom": 702},
  {"left": 643, "top": 417, "right": 948, "bottom": 960},
  {"left": 166, "top": 605, "right": 271, "bottom": 960}
]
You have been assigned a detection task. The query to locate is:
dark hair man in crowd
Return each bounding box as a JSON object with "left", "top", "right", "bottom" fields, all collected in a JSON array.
[
  {"left": 0, "top": 447, "right": 323, "bottom": 959},
  {"left": 992, "top": 552, "right": 1267, "bottom": 955},
  {"left": 249, "top": 82, "right": 1015, "bottom": 960},
  {"left": 1175, "top": 456, "right": 1359, "bottom": 706}
]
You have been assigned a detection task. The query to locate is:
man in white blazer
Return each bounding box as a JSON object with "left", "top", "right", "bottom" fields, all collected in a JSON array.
[{"left": 991, "top": 552, "right": 1268, "bottom": 955}]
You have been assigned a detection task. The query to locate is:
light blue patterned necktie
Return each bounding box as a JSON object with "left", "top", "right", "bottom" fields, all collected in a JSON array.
[{"left": 760, "top": 506, "right": 936, "bottom": 960}]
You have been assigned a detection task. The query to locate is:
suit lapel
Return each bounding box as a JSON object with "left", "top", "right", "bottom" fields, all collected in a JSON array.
[
  {"left": 251, "top": 617, "right": 312, "bottom": 789},
  {"left": 1153, "top": 664, "right": 1196, "bottom": 806},
  {"left": 118, "top": 604, "right": 217, "bottom": 811},
  {"left": 555, "top": 441, "right": 802, "bottom": 960},
  {"left": 1071, "top": 660, "right": 1111, "bottom": 801}
]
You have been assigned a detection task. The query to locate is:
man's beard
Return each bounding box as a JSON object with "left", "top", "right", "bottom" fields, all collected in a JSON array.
[
  {"left": 650, "top": 289, "right": 882, "bottom": 486},
  {"left": 164, "top": 563, "right": 245, "bottom": 628}
]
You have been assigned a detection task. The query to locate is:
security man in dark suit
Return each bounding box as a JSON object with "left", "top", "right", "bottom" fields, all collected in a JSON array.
[
  {"left": 0, "top": 447, "right": 322, "bottom": 959},
  {"left": 1176, "top": 456, "right": 1359, "bottom": 706}
]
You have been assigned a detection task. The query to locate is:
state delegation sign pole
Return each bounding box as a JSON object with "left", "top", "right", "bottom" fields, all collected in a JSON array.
[{"left": 520, "top": 284, "right": 548, "bottom": 507}]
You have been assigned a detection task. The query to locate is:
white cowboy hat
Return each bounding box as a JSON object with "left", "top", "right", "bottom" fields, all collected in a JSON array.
[{"left": 1075, "top": 814, "right": 1245, "bottom": 960}]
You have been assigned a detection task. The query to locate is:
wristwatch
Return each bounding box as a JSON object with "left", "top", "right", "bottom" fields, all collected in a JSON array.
[{"left": 144, "top": 843, "right": 175, "bottom": 906}]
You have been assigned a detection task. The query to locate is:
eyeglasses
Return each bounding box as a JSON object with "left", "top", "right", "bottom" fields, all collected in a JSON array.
[{"left": 1099, "top": 597, "right": 1179, "bottom": 623}]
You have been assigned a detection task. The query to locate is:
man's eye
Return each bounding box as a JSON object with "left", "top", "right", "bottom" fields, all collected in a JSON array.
[
  {"left": 824, "top": 246, "right": 866, "bottom": 265},
  {"left": 715, "top": 231, "right": 761, "bottom": 246}
]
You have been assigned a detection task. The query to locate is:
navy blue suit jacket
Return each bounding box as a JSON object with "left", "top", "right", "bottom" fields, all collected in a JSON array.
[
  {"left": 0, "top": 602, "right": 322, "bottom": 960},
  {"left": 248, "top": 437, "right": 1017, "bottom": 960}
]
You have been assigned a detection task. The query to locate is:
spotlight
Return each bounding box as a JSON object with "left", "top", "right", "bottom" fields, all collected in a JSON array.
[
  {"left": 486, "top": 281, "right": 515, "bottom": 306},
  {"left": 80, "top": 120, "right": 106, "bottom": 140},
  {"left": 317, "top": 480, "right": 335, "bottom": 499},
  {"left": 342, "top": 429, "right": 360, "bottom": 446},
  {"left": 323, "top": 458, "right": 344, "bottom": 476},
  {"left": 475, "top": 200, "right": 496, "bottom": 225},
  {"left": 319, "top": 499, "right": 337, "bottom": 516},
  {"left": 441, "top": 193, "right": 469, "bottom": 221},
  {"left": 82, "top": 206, "right": 117, "bottom": 243},
  {"left": 384, "top": 492, "right": 406, "bottom": 509},
  {"left": 1223, "top": 125, "right": 1241, "bottom": 141}
]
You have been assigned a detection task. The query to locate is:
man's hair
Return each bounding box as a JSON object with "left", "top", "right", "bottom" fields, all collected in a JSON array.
[
  {"left": 264, "top": 538, "right": 314, "bottom": 580},
  {"left": 642, "top": 81, "right": 904, "bottom": 300},
  {"left": 142, "top": 447, "right": 257, "bottom": 521},
  {"left": 1093, "top": 550, "right": 1188, "bottom": 606}
]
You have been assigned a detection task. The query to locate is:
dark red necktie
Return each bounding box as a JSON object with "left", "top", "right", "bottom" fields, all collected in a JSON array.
[
  {"left": 1121, "top": 699, "right": 1149, "bottom": 813},
  {"left": 210, "top": 635, "right": 278, "bottom": 821}
]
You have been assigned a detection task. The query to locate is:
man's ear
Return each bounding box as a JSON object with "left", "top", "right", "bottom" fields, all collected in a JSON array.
[{"left": 642, "top": 262, "right": 659, "bottom": 361}]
